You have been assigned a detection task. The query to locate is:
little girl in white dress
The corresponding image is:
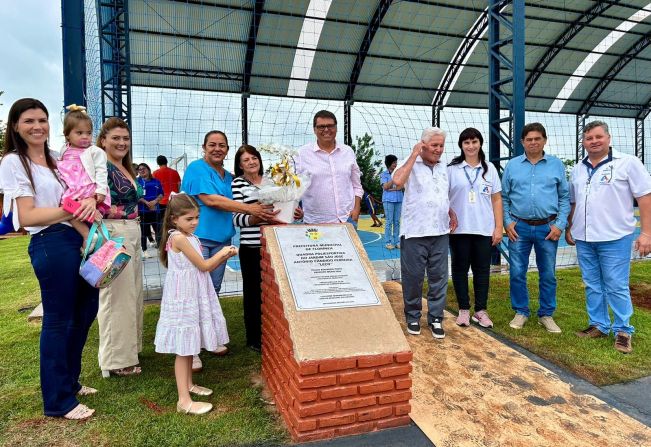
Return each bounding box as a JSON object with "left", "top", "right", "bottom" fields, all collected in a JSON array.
[{"left": 154, "top": 193, "right": 237, "bottom": 415}]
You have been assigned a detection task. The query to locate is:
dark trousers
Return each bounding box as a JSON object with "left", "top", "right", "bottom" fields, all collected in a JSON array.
[
  {"left": 449, "top": 234, "right": 492, "bottom": 312},
  {"left": 28, "top": 224, "right": 99, "bottom": 416},
  {"left": 140, "top": 211, "right": 161, "bottom": 250},
  {"left": 239, "top": 244, "right": 262, "bottom": 348}
]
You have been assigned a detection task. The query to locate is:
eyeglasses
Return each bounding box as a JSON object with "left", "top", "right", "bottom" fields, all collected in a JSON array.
[{"left": 315, "top": 124, "right": 337, "bottom": 132}]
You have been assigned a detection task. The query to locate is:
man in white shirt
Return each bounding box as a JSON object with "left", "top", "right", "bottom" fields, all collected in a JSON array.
[
  {"left": 392, "top": 127, "right": 457, "bottom": 340},
  {"left": 566, "top": 120, "right": 651, "bottom": 354},
  {"left": 296, "top": 110, "right": 363, "bottom": 225}
]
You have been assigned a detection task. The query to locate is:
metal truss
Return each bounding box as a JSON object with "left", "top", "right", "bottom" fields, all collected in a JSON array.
[
  {"left": 635, "top": 117, "right": 645, "bottom": 163},
  {"left": 241, "top": 0, "right": 265, "bottom": 145},
  {"left": 344, "top": 101, "right": 352, "bottom": 147},
  {"left": 576, "top": 114, "right": 586, "bottom": 162},
  {"left": 525, "top": 1, "right": 619, "bottom": 95},
  {"left": 97, "top": 0, "right": 131, "bottom": 123}
]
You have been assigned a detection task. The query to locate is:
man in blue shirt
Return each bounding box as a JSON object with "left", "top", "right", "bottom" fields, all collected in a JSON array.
[{"left": 502, "top": 122, "right": 570, "bottom": 333}]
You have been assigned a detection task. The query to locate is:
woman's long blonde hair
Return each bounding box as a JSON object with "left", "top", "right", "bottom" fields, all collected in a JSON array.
[{"left": 158, "top": 193, "right": 200, "bottom": 268}]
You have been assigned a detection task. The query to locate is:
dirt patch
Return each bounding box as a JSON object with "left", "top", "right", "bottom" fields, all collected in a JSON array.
[{"left": 630, "top": 283, "right": 651, "bottom": 310}]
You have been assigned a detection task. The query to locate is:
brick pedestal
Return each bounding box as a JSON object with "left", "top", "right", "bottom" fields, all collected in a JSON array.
[{"left": 260, "top": 225, "right": 412, "bottom": 443}]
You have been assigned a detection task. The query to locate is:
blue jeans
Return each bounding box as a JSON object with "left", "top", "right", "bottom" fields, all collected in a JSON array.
[
  {"left": 28, "top": 224, "right": 99, "bottom": 416},
  {"left": 575, "top": 234, "right": 635, "bottom": 335},
  {"left": 383, "top": 201, "right": 402, "bottom": 246},
  {"left": 508, "top": 221, "right": 558, "bottom": 317},
  {"left": 200, "top": 238, "right": 228, "bottom": 295}
]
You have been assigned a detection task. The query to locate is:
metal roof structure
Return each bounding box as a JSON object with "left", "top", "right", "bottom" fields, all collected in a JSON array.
[{"left": 117, "top": 0, "right": 651, "bottom": 119}]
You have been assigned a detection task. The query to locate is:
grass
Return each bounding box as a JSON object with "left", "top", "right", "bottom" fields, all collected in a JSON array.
[
  {"left": 445, "top": 262, "right": 651, "bottom": 386},
  {"left": 0, "top": 236, "right": 288, "bottom": 447}
]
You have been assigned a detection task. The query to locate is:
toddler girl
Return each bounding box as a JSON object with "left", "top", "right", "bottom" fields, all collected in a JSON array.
[
  {"left": 58, "top": 105, "right": 110, "bottom": 245},
  {"left": 155, "top": 193, "right": 237, "bottom": 415}
]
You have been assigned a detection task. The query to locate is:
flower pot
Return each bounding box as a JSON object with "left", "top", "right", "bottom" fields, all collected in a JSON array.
[{"left": 273, "top": 200, "right": 296, "bottom": 224}]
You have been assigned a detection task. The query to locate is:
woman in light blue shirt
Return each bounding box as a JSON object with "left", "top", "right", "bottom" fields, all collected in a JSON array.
[{"left": 380, "top": 155, "right": 403, "bottom": 249}]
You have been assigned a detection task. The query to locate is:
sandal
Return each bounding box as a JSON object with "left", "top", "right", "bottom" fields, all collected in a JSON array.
[
  {"left": 64, "top": 403, "right": 95, "bottom": 420},
  {"left": 210, "top": 345, "right": 229, "bottom": 356},
  {"left": 177, "top": 401, "right": 212, "bottom": 415},
  {"left": 101, "top": 365, "right": 142, "bottom": 378},
  {"left": 189, "top": 385, "right": 213, "bottom": 397},
  {"left": 77, "top": 385, "right": 98, "bottom": 396}
]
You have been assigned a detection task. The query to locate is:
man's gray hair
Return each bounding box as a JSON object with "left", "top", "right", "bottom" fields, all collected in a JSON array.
[
  {"left": 421, "top": 127, "right": 446, "bottom": 142},
  {"left": 583, "top": 120, "right": 610, "bottom": 136}
]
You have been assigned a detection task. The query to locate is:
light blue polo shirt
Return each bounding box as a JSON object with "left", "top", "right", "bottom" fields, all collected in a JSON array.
[{"left": 181, "top": 159, "right": 235, "bottom": 243}]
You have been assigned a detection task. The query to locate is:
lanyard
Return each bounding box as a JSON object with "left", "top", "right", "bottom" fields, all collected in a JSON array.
[
  {"left": 582, "top": 149, "right": 613, "bottom": 183},
  {"left": 463, "top": 165, "right": 481, "bottom": 189}
]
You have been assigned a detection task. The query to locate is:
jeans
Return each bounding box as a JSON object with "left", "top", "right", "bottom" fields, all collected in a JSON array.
[
  {"left": 400, "top": 235, "right": 449, "bottom": 325},
  {"left": 383, "top": 201, "right": 402, "bottom": 246},
  {"left": 449, "top": 234, "right": 492, "bottom": 312},
  {"left": 508, "top": 220, "right": 558, "bottom": 317},
  {"left": 575, "top": 234, "right": 635, "bottom": 335},
  {"left": 200, "top": 238, "right": 229, "bottom": 295},
  {"left": 239, "top": 244, "right": 262, "bottom": 348},
  {"left": 28, "top": 224, "right": 99, "bottom": 416}
]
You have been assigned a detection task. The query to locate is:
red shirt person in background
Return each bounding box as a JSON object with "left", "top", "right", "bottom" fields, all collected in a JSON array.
[{"left": 152, "top": 155, "right": 182, "bottom": 214}]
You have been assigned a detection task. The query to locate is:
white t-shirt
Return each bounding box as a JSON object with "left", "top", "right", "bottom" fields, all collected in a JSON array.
[
  {"left": 0, "top": 153, "right": 69, "bottom": 234},
  {"left": 569, "top": 149, "right": 651, "bottom": 242},
  {"left": 395, "top": 156, "right": 449, "bottom": 239},
  {"left": 448, "top": 161, "right": 502, "bottom": 236}
]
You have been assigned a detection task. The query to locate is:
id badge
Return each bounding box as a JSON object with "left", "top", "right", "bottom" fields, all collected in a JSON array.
[{"left": 469, "top": 190, "right": 477, "bottom": 203}]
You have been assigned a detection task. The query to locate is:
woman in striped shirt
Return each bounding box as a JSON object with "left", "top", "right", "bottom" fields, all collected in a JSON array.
[{"left": 232, "top": 145, "right": 275, "bottom": 352}]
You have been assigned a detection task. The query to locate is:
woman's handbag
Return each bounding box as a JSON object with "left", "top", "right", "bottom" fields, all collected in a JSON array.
[{"left": 80, "top": 222, "right": 131, "bottom": 288}]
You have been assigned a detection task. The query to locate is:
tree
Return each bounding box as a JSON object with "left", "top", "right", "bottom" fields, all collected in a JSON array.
[{"left": 350, "top": 133, "right": 383, "bottom": 212}]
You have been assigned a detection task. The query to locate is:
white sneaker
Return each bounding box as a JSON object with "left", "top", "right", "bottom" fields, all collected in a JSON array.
[
  {"left": 538, "top": 316, "right": 562, "bottom": 333},
  {"left": 509, "top": 313, "right": 528, "bottom": 329},
  {"left": 192, "top": 355, "right": 203, "bottom": 373}
]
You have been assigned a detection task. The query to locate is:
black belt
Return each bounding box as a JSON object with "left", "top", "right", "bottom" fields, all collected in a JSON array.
[{"left": 512, "top": 214, "right": 557, "bottom": 226}]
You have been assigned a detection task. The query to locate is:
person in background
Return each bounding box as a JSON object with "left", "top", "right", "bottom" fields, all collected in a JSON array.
[
  {"left": 152, "top": 155, "right": 181, "bottom": 218},
  {"left": 447, "top": 128, "right": 503, "bottom": 329},
  {"left": 501, "top": 122, "right": 569, "bottom": 333},
  {"left": 566, "top": 120, "right": 651, "bottom": 354},
  {"left": 137, "top": 162, "right": 163, "bottom": 255},
  {"left": 380, "top": 154, "right": 403, "bottom": 249},
  {"left": 363, "top": 190, "right": 383, "bottom": 227}
]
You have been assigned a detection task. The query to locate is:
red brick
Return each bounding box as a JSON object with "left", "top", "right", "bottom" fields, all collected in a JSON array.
[
  {"left": 295, "top": 374, "right": 337, "bottom": 389},
  {"left": 394, "top": 351, "right": 413, "bottom": 363},
  {"left": 319, "top": 384, "right": 358, "bottom": 400},
  {"left": 334, "top": 421, "right": 376, "bottom": 437},
  {"left": 378, "top": 364, "right": 412, "bottom": 378},
  {"left": 298, "top": 360, "right": 319, "bottom": 375},
  {"left": 394, "top": 378, "right": 412, "bottom": 390},
  {"left": 287, "top": 406, "right": 318, "bottom": 431},
  {"left": 359, "top": 380, "right": 394, "bottom": 395},
  {"left": 288, "top": 379, "right": 318, "bottom": 403},
  {"left": 340, "top": 395, "right": 377, "bottom": 410},
  {"left": 297, "top": 400, "right": 337, "bottom": 418},
  {"left": 394, "top": 403, "right": 411, "bottom": 416},
  {"left": 357, "top": 405, "right": 393, "bottom": 422},
  {"left": 317, "top": 413, "right": 356, "bottom": 428},
  {"left": 378, "top": 391, "right": 412, "bottom": 405},
  {"left": 357, "top": 354, "right": 393, "bottom": 368},
  {"left": 293, "top": 429, "right": 336, "bottom": 443},
  {"left": 339, "top": 369, "right": 376, "bottom": 384},
  {"left": 376, "top": 415, "right": 411, "bottom": 430},
  {"left": 318, "top": 357, "right": 357, "bottom": 373}
]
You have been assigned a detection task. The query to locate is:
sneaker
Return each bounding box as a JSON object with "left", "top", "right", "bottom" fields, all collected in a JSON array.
[
  {"left": 576, "top": 326, "right": 607, "bottom": 338},
  {"left": 396, "top": 243, "right": 401, "bottom": 249},
  {"left": 192, "top": 355, "right": 203, "bottom": 373},
  {"left": 538, "top": 316, "right": 562, "bottom": 333},
  {"left": 456, "top": 310, "right": 470, "bottom": 327},
  {"left": 407, "top": 321, "right": 421, "bottom": 335},
  {"left": 472, "top": 310, "right": 494, "bottom": 328},
  {"left": 430, "top": 318, "right": 445, "bottom": 339},
  {"left": 385, "top": 243, "right": 395, "bottom": 250},
  {"left": 509, "top": 313, "right": 528, "bottom": 329},
  {"left": 614, "top": 332, "right": 632, "bottom": 354}
]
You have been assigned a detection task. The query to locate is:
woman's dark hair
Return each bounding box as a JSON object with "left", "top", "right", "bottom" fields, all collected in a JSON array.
[
  {"left": 137, "top": 163, "right": 152, "bottom": 179},
  {"left": 384, "top": 154, "right": 397, "bottom": 169},
  {"left": 234, "top": 144, "right": 264, "bottom": 177},
  {"left": 1, "top": 98, "right": 59, "bottom": 191},
  {"left": 448, "top": 127, "right": 489, "bottom": 180},
  {"left": 159, "top": 193, "right": 200, "bottom": 268},
  {"left": 202, "top": 130, "right": 228, "bottom": 147},
  {"left": 96, "top": 117, "right": 136, "bottom": 178}
]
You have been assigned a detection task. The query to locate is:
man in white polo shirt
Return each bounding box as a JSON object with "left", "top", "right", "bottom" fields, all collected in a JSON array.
[
  {"left": 566, "top": 120, "right": 651, "bottom": 354},
  {"left": 296, "top": 110, "right": 363, "bottom": 226},
  {"left": 392, "top": 127, "right": 457, "bottom": 339}
]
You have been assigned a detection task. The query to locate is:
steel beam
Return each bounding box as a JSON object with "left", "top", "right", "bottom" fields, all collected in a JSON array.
[
  {"left": 344, "top": 101, "right": 352, "bottom": 147},
  {"left": 242, "top": 95, "right": 249, "bottom": 145},
  {"left": 576, "top": 114, "right": 586, "bottom": 162},
  {"left": 242, "top": 0, "right": 265, "bottom": 94},
  {"left": 62, "top": 0, "right": 87, "bottom": 108},
  {"left": 636, "top": 118, "right": 645, "bottom": 164}
]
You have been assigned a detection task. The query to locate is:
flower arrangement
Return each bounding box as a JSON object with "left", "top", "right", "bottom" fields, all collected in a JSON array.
[{"left": 242, "top": 143, "right": 310, "bottom": 223}]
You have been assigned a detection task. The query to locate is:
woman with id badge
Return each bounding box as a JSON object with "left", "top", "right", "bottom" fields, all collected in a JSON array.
[{"left": 447, "top": 128, "right": 503, "bottom": 328}]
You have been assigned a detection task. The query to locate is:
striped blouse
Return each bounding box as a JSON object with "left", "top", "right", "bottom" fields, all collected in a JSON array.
[{"left": 231, "top": 176, "right": 269, "bottom": 246}]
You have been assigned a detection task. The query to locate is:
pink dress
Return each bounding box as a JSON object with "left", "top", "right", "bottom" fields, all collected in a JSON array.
[
  {"left": 154, "top": 232, "right": 229, "bottom": 356},
  {"left": 58, "top": 145, "right": 110, "bottom": 211}
]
